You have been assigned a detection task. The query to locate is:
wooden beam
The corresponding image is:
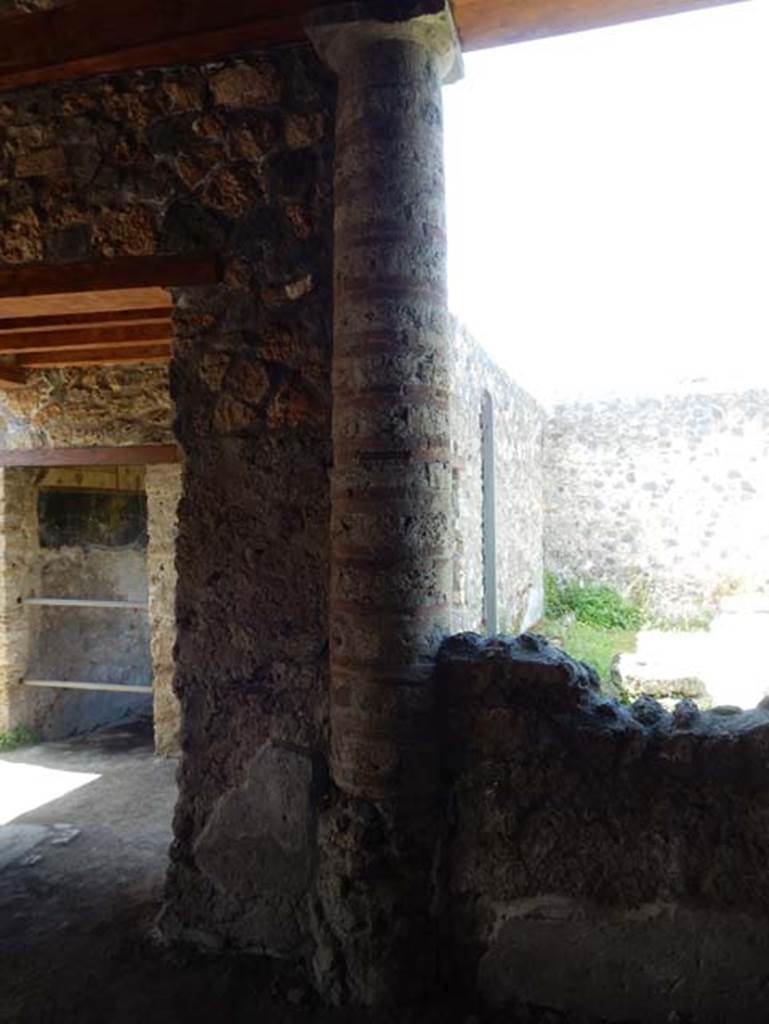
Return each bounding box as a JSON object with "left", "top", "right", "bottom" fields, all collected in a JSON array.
[
  {"left": 0, "top": 255, "right": 219, "bottom": 300},
  {"left": 0, "top": 0, "right": 745, "bottom": 90},
  {"left": 20, "top": 343, "right": 171, "bottom": 367},
  {"left": 454, "top": 0, "right": 746, "bottom": 50},
  {"left": 0, "top": 364, "right": 28, "bottom": 388},
  {"left": 0, "top": 444, "right": 181, "bottom": 467},
  {"left": 0, "top": 288, "right": 171, "bottom": 319},
  {"left": 0, "top": 322, "right": 171, "bottom": 354},
  {"left": 0, "top": 0, "right": 340, "bottom": 90},
  {"left": 0, "top": 307, "right": 171, "bottom": 331}
]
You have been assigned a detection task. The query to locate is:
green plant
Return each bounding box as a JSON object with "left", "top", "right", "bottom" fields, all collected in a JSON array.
[
  {"left": 0, "top": 725, "right": 37, "bottom": 751},
  {"left": 544, "top": 573, "right": 643, "bottom": 630},
  {"left": 649, "top": 611, "right": 713, "bottom": 632},
  {"left": 538, "top": 617, "right": 637, "bottom": 685}
]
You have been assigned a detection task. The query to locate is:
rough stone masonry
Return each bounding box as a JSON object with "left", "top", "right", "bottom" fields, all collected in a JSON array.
[{"left": 3, "top": 1, "right": 769, "bottom": 1021}]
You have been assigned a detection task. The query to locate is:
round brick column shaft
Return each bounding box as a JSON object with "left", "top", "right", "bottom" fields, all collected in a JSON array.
[{"left": 309, "top": 3, "right": 462, "bottom": 802}]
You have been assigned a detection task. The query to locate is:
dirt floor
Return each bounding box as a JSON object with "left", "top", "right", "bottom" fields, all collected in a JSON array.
[
  {"left": 0, "top": 719, "right": 600, "bottom": 1024},
  {"left": 0, "top": 720, "right": 450, "bottom": 1024},
  {"left": 0, "top": 719, "right": 323, "bottom": 1024}
]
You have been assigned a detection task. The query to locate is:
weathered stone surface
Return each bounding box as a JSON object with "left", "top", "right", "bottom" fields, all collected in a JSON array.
[
  {"left": 1, "top": 43, "right": 335, "bottom": 958},
  {"left": 312, "top": 789, "right": 443, "bottom": 1007},
  {"left": 14, "top": 146, "right": 66, "bottom": 177},
  {"left": 27, "top": 518, "right": 153, "bottom": 739},
  {"left": 479, "top": 900, "right": 769, "bottom": 1024},
  {"left": 0, "top": 468, "right": 42, "bottom": 733},
  {"left": 0, "top": 0, "right": 55, "bottom": 16},
  {"left": 612, "top": 640, "right": 708, "bottom": 702},
  {"left": 438, "top": 632, "right": 769, "bottom": 1023},
  {"left": 325, "top": 25, "right": 454, "bottom": 805},
  {"left": 187, "top": 742, "right": 321, "bottom": 956},
  {"left": 544, "top": 390, "right": 769, "bottom": 620},
  {"left": 146, "top": 464, "right": 182, "bottom": 757},
  {"left": 450, "top": 320, "right": 545, "bottom": 635},
  {"left": 210, "top": 63, "right": 283, "bottom": 109},
  {"left": 0, "top": 367, "right": 173, "bottom": 450},
  {"left": 612, "top": 623, "right": 769, "bottom": 710},
  {"left": 154, "top": 47, "right": 336, "bottom": 956}
]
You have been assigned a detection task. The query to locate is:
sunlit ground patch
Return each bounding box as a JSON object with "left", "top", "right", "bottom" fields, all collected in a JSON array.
[{"left": 0, "top": 760, "right": 100, "bottom": 825}]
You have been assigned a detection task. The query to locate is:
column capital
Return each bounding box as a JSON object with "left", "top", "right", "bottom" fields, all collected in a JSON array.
[{"left": 307, "top": 0, "right": 463, "bottom": 84}]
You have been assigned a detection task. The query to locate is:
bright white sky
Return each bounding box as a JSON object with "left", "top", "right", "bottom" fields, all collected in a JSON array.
[{"left": 444, "top": 1, "right": 769, "bottom": 405}]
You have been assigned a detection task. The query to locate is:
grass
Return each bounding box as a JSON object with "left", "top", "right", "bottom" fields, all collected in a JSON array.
[
  {"left": 538, "top": 617, "right": 637, "bottom": 683},
  {"left": 544, "top": 572, "right": 643, "bottom": 631},
  {"left": 539, "top": 573, "right": 641, "bottom": 686},
  {"left": 0, "top": 725, "right": 37, "bottom": 751}
]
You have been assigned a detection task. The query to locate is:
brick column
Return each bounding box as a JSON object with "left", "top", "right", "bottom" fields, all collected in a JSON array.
[{"left": 309, "top": 0, "right": 462, "bottom": 803}]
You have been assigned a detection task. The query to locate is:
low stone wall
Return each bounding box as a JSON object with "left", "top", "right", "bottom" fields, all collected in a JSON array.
[
  {"left": 545, "top": 389, "right": 769, "bottom": 618},
  {"left": 438, "top": 633, "right": 769, "bottom": 1023},
  {"left": 450, "top": 322, "right": 545, "bottom": 634}
]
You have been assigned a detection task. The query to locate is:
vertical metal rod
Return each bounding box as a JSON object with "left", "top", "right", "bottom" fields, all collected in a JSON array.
[{"left": 481, "top": 390, "right": 498, "bottom": 635}]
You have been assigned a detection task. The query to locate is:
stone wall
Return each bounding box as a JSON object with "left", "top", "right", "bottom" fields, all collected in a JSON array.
[
  {"left": 438, "top": 633, "right": 769, "bottom": 1024},
  {"left": 27, "top": 538, "right": 153, "bottom": 739},
  {"left": 159, "top": 43, "right": 335, "bottom": 952},
  {"left": 544, "top": 389, "right": 769, "bottom": 618},
  {"left": 0, "top": 366, "right": 173, "bottom": 449},
  {"left": 146, "top": 463, "right": 182, "bottom": 755},
  {"left": 0, "top": 0, "right": 55, "bottom": 16},
  {"left": 0, "top": 45, "right": 336, "bottom": 950},
  {"left": 450, "top": 321, "right": 545, "bottom": 634},
  {"left": 0, "top": 460, "right": 181, "bottom": 745}
]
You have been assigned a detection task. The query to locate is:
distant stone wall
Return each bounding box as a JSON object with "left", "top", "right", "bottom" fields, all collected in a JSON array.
[
  {"left": 450, "top": 321, "right": 545, "bottom": 635},
  {"left": 544, "top": 390, "right": 769, "bottom": 618}
]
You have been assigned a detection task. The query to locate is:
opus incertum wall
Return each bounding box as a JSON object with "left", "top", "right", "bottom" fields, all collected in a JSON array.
[
  {"left": 449, "top": 320, "right": 545, "bottom": 635},
  {"left": 545, "top": 388, "right": 769, "bottom": 618}
]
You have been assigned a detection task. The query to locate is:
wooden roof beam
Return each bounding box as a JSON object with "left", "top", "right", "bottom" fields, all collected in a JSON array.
[
  {"left": 20, "top": 343, "right": 172, "bottom": 368},
  {"left": 0, "top": 307, "right": 171, "bottom": 332},
  {"left": 0, "top": 254, "right": 219, "bottom": 300},
  {"left": 0, "top": 363, "right": 27, "bottom": 389},
  {"left": 456, "top": 0, "right": 747, "bottom": 51},
  {"left": 0, "top": 0, "right": 745, "bottom": 90},
  {"left": 0, "top": 322, "right": 171, "bottom": 354},
  {"left": 0, "top": 0, "right": 343, "bottom": 91},
  {"left": 0, "top": 445, "right": 181, "bottom": 467}
]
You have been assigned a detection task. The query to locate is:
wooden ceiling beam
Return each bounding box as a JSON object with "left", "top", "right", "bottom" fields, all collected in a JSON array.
[
  {"left": 455, "top": 0, "right": 746, "bottom": 51},
  {"left": 0, "top": 255, "right": 219, "bottom": 300},
  {"left": 0, "top": 445, "right": 181, "bottom": 467},
  {"left": 0, "top": 0, "right": 744, "bottom": 89},
  {"left": 20, "top": 343, "right": 172, "bottom": 368},
  {"left": 0, "top": 322, "right": 171, "bottom": 354},
  {"left": 0, "top": 363, "right": 28, "bottom": 388},
  {"left": 0, "top": 307, "right": 171, "bottom": 332},
  {"left": 0, "top": 0, "right": 341, "bottom": 91}
]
